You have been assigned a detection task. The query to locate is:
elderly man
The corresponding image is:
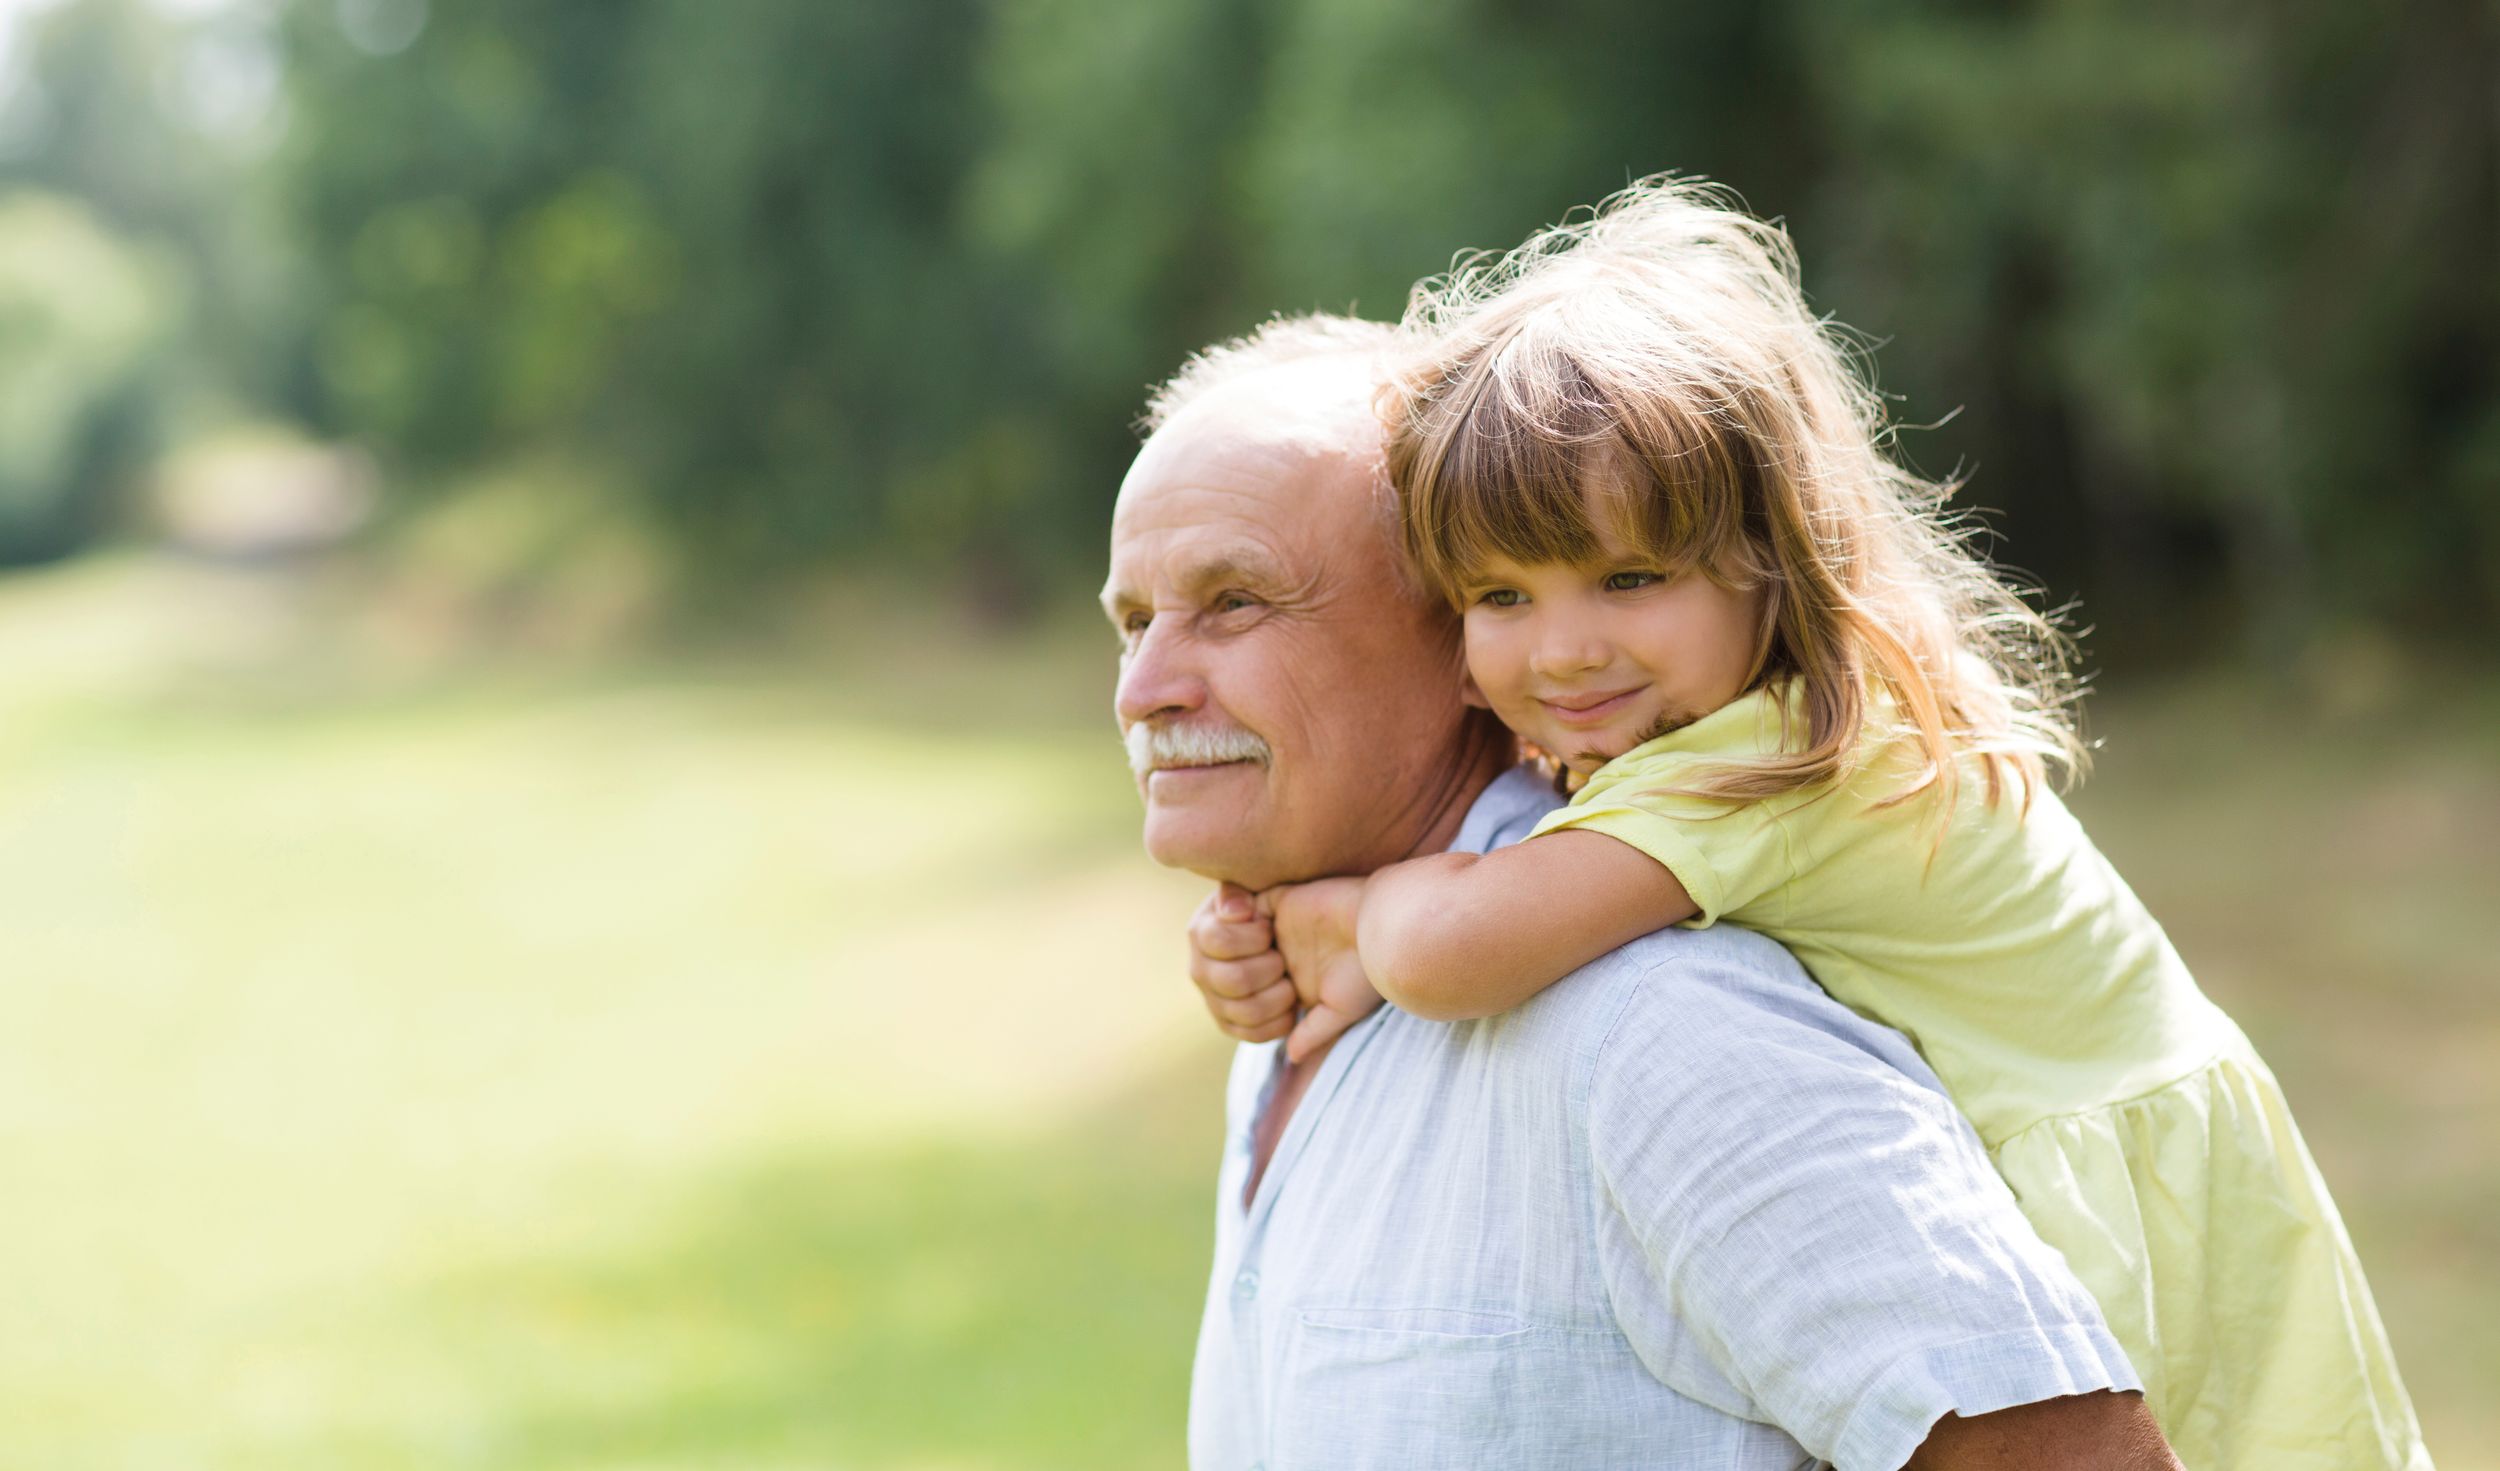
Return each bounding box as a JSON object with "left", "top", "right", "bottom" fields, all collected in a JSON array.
[{"left": 1104, "top": 315, "right": 2179, "bottom": 1470}]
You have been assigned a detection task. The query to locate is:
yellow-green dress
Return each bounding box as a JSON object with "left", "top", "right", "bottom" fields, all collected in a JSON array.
[{"left": 1533, "top": 687, "right": 2430, "bottom": 1470}]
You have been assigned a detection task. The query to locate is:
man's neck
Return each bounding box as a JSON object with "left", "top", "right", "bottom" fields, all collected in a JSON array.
[
  {"left": 1240, "top": 716, "right": 1513, "bottom": 1209},
  {"left": 1240, "top": 710, "right": 1510, "bottom": 1205},
  {"left": 1396, "top": 713, "right": 1516, "bottom": 864}
]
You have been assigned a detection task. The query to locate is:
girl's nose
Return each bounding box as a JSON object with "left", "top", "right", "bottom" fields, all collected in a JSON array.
[{"left": 1527, "top": 618, "right": 1610, "bottom": 680}]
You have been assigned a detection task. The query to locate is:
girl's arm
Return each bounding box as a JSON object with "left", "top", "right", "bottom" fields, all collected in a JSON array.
[{"left": 1359, "top": 829, "right": 1697, "bottom": 1021}]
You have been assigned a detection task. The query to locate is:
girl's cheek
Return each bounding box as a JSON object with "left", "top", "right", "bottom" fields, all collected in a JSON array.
[
  {"left": 1461, "top": 626, "right": 1520, "bottom": 697},
  {"left": 1460, "top": 640, "right": 1530, "bottom": 720}
]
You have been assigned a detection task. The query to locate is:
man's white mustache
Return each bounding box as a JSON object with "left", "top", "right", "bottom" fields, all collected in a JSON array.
[{"left": 1126, "top": 721, "right": 1272, "bottom": 777}]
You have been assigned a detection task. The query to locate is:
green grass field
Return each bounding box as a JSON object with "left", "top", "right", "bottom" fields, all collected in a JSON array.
[{"left": 1, "top": 556, "right": 2492, "bottom": 1468}]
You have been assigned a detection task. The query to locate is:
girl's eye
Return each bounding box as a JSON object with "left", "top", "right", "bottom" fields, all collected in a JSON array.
[
  {"left": 1479, "top": 588, "right": 1523, "bottom": 608},
  {"left": 1604, "top": 570, "right": 1663, "bottom": 593}
]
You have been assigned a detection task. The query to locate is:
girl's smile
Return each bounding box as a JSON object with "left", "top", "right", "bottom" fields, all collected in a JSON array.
[{"left": 1536, "top": 685, "right": 1648, "bottom": 725}]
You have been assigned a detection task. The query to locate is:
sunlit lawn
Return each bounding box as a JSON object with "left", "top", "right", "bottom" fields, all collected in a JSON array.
[{"left": 1, "top": 556, "right": 2492, "bottom": 1468}]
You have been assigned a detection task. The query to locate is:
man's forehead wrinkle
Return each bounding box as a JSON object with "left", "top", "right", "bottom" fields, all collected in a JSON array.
[
  {"left": 1110, "top": 535, "right": 1305, "bottom": 608},
  {"left": 1103, "top": 494, "right": 1291, "bottom": 585},
  {"left": 1182, "top": 539, "right": 1290, "bottom": 586},
  {"left": 1112, "top": 450, "right": 1292, "bottom": 537}
]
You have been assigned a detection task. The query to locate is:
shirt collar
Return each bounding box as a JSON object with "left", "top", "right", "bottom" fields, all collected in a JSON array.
[{"left": 1452, "top": 763, "right": 1566, "bottom": 857}]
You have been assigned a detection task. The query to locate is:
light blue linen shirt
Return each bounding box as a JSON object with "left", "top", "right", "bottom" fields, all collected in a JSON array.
[{"left": 1187, "top": 765, "right": 2139, "bottom": 1471}]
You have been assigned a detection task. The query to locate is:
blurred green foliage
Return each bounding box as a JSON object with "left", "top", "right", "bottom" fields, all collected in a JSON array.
[
  {"left": 3, "top": 0, "right": 2495, "bottom": 643},
  {"left": 0, "top": 191, "right": 172, "bottom": 559}
]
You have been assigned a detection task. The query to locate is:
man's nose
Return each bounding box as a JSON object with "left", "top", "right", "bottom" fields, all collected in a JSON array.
[{"left": 1115, "top": 621, "right": 1207, "bottom": 727}]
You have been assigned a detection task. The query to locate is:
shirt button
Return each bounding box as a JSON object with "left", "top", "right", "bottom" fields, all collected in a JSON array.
[{"left": 1233, "top": 1269, "right": 1260, "bottom": 1299}]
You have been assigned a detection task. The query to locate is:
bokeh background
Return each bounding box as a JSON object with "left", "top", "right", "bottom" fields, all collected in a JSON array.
[{"left": 3, "top": 0, "right": 2495, "bottom": 1465}]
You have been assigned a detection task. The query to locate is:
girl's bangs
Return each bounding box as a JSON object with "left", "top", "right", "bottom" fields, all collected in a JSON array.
[{"left": 1404, "top": 345, "right": 1739, "bottom": 601}]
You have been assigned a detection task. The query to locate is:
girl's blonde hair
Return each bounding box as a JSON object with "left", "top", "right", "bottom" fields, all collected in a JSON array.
[{"left": 1385, "top": 175, "right": 2085, "bottom": 813}]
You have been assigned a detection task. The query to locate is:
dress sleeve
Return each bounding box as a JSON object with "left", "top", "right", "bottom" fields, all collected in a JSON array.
[
  {"left": 1528, "top": 748, "right": 1798, "bottom": 926},
  {"left": 1585, "top": 939, "right": 2140, "bottom": 1470}
]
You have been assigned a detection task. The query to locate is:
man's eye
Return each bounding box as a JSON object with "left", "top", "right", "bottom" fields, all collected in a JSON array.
[
  {"left": 1213, "top": 592, "right": 1257, "bottom": 615},
  {"left": 1122, "top": 612, "right": 1152, "bottom": 639},
  {"left": 1604, "top": 571, "right": 1662, "bottom": 592}
]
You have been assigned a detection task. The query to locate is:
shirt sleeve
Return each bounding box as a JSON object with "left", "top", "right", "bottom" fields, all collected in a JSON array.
[
  {"left": 1528, "top": 748, "right": 1798, "bottom": 925},
  {"left": 1584, "top": 937, "right": 2141, "bottom": 1471}
]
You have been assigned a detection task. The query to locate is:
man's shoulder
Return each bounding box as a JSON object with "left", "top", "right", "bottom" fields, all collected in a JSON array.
[{"left": 1522, "top": 920, "right": 1949, "bottom": 1106}]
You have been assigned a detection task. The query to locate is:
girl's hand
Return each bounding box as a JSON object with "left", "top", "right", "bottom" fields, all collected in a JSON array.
[
  {"left": 1187, "top": 883, "right": 1295, "bottom": 1044},
  {"left": 1267, "top": 876, "right": 1384, "bottom": 1064}
]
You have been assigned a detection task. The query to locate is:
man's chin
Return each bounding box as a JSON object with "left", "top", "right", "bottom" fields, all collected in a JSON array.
[{"left": 1140, "top": 793, "right": 1274, "bottom": 882}]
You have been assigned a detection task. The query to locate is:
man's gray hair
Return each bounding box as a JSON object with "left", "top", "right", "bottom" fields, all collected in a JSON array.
[
  {"left": 1136, "top": 311, "right": 1431, "bottom": 601},
  {"left": 1137, "top": 312, "right": 1400, "bottom": 438}
]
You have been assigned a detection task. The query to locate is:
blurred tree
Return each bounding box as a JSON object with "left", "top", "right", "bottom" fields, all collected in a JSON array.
[
  {"left": 29, "top": 0, "right": 2472, "bottom": 644},
  {"left": 1800, "top": 0, "right": 2500, "bottom": 658},
  {"left": 1, "top": 0, "right": 297, "bottom": 561},
  {"left": 281, "top": 0, "right": 1019, "bottom": 584},
  {"left": 0, "top": 191, "right": 174, "bottom": 563}
]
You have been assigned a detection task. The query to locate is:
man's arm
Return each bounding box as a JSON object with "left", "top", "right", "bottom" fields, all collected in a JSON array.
[
  {"left": 1585, "top": 932, "right": 2167, "bottom": 1471},
  {"left": 1909, "top": 1392, "right": 2179, "bottom": 1470}
]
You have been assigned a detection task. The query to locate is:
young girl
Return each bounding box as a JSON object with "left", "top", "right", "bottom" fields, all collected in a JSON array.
[{"left": 1203, "top": 178, "right": 2428, "bottom": 1469}]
